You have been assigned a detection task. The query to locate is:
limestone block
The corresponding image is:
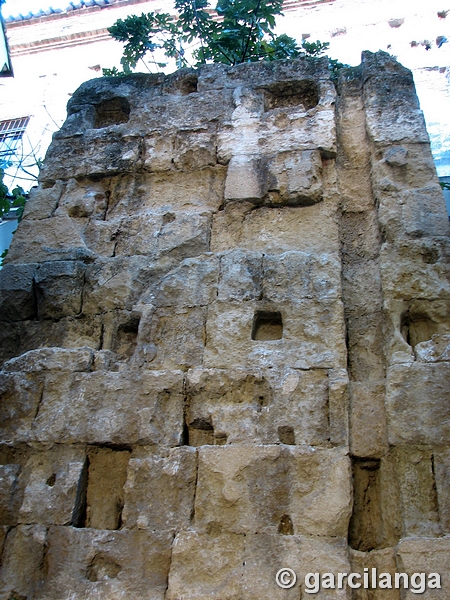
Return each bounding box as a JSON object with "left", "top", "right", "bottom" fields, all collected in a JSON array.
[
  {"left": 349, "top": 381, "right": 388, "bottom": 459},
  {"left": 0, "top": 316, "right": 102, "bottom": 368},
  {"left": 2, "top": 347, "right": 94, "bottom": 374},
  {"left": 111, "top": 211, "right": 161, "bottom": 257},
  {"left": 267, "top": 149, "right": 323, "bottom": 205},
  {"left": 35, "top": 260, "right": 86, "bottom": 319},
  {"left": 121, "top": 447, "right": 197, "bottom": 531},
  {"left": 395, "top": 538, "right": 450, "bottom": 600},
  {"left": 166, "top": 531, "right": 245, "bottom": 600},
  {"left": 217, "top": 250, "right": 263, "bottom": 302},
  {"left": 338, "top": 167, "right": 374, "bottom": 212},
  {"left": 415, "top": 334, "right": 450, "bottom": 362},
  {"left": 434, "top": 447, "right": 450, "bottom": 534},
  {"left": 224, "top": 155, "right": 266, "bottom": 201},
  {"left": 83, "top": 256, "right": 159, "bottom": 315},
  {"left": 155, "top": 210, "right": 213, "bottom": 260},
  {"left": 143, "top": 306, "right": 206, "bottom": 370},
  {"left": 106, "top": 169, "right": 226, "bottom": 217},
  {"left": 21, "top": 181, "right": 64, "bottom": 221},
  {"left": 263, "top": 251, "right": 341, "bottom": 302},
  {"left": 379, "top": 241, "right": 450, "bottom": 301},
  {"left": 172, "top": 127, "right": 217, "bottom": 171},
  {"left": 56, "top": 178, "right": 109, "bottom": 219},
  {"left": 393, "top": 447, "right": 441, "bottom": 537},
  {"left": 143, "top": 133, "right": 175, "bottom": 171},
  {"left": 243, "top": 534, "right": 351, "bottom": 600},
  {"left": 186, "top": 368, "right": 331, "bottom": 446},
  {"left": 0, "top": 464, "right": 21, "bottom": 525},
  {"left": 32, "top": 370, "right": 184, "bottom": 446},
  {"left": 386, "top": 363, "right": 450, "bottom": 445},
  {"left": 340, "top": 211, "right": 381, "bottom": 263},
  {"left": 37, "top": 526, "right": 172, "bottom": 600},
  {"left": 194, "top": 445, "right": 352, "bottom": 536},
  {"left": 18, "top": 446, "right": 87, "bottom": 526},
  {"left": 349, "top": 548, "right": 400, "bottom": 600},
  {"left": 328, "top": 368, "right": 350, "bottom": 447},
  {"left": 153, "top": 255, "right": 218, "bottom": 308},
  {"left": 0, "top": 372, "right": 44, "bottom": 444},
  {"left": 5, "top": 214, "right": 94, "bottom": 264},
  {"left": 0, "top": 263, "right": 37, "bottom": 321},
  {"left": 211, "top": 203, "right": 340, "bottom": 254},
  {"left": 204, "top": 299, "right": 346, "bottom": 370},
  {"left": 83, "top": 218, "right": 119, "bottom": 257},
  {"left": 40, "top": 131, "right": 143, "bottom": 181},
  {"left": 0, "top": 524, "right": 47, "bottom": 599},
  {"left": 372, "top": 144, "right": 439, "bottom": 190}
]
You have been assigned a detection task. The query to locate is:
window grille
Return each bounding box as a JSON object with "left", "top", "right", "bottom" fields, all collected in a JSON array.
[{"left": 0, "top": 116, "right": 30, "bottom": 164}]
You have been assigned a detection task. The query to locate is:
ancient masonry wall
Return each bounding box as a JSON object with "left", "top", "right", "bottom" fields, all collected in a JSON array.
[{"left": 0, "top": 51, "right": 449, "bottom": 599}]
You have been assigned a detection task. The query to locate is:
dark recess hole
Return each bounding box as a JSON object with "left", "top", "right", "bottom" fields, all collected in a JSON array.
[
  {"left": 348, "top": 458, "right": 382, "bottom": 552},
  {"left": 263, "top": 80, "right": 319, "bottom": 111},
  {"left": 278, "top": 514, "right": 294, "bottom": 535},
  {"left": 252, "top": 311, "right": 283, "bottom": 341},
  {"left": 400, "top": 312, "right": 438, "bottom": 349},
  {"left": 114, "top": 316, "right": 140, "bottom": 360},
  {"left": 278, "top": 426, "right": 295, "bottom": 445},
  {"left": 86, "top": 554, "right": 121, "bottom": 582},
  {"left": 178, "top": 75, "right": 198, "bottom": 95},
  {"left": 46, "top": 473, "right": 56, "bottom": 487},
  {"left": 94, "top": 97, "right": 130, "bottom": 129}
]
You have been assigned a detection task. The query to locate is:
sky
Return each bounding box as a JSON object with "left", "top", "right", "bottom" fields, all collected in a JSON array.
[{"left": 2, "top": 0, "right": 75, "bottom": 19}]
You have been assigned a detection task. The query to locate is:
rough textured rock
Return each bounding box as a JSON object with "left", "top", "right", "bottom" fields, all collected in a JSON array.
[{"left": 0, "top": 52, "right": 449, "bottom": 597}]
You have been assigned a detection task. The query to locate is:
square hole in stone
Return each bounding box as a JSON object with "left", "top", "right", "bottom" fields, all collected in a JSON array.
[{"left": 252, "top": 310, "right": 283, "bottom": 341}]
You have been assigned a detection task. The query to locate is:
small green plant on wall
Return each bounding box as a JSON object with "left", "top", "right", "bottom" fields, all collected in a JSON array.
[{"left": 1, "top": 169, "right": 27, "bottom": 266}]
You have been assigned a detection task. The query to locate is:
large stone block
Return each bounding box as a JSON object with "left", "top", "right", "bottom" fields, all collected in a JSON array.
[
  {"left": 386, "top": 363, "right": 450, "bottom": 445},
  {"left": 18, "top": 446, "right": 86, "bottom": 526},
  {"left": 0, "top": 263, "right": 37, "bottom": 321},
  {"left": 0, "top": 371, "right": 45, "bottom": 444},
  {"left": 194, "top": 445, "right": 352, "bottom": 536},
  {"left": 204, "top": 298, "right": 346, "bottom": 370},
  {"left": 122, "top": 447, "right": 197, "bottom": 531},
  {"left": 32, "top": 370, "right": 184, "bottom": 446},
  {"left": 0, "top": 464, "right": 21, "bottom": 525},
  {"left": 37, "top": 526, "right": 172, "bottom": 600},
  {"left": 186, "top": 367, "right": 334, "bottom": 447},
  {"left": 0, "top": 524, "right": 47, "bottom": 599},
  {"left": 395, "top": 537, "right": 450, "bottom": 600},
  {"left": 35, "top": 260, "right": 86, "bottom": 319}
]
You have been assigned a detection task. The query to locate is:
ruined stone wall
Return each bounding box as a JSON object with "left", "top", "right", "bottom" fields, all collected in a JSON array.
[{"left": 0, "top": 51, "right": 449, "bottom": 599}]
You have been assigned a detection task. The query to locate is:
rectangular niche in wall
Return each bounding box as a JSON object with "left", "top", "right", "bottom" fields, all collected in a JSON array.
[{"left": 252, "top": 310, "right": 283, "bottom": 341}]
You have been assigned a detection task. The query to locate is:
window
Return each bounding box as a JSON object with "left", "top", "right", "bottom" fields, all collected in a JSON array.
[{"left": 0, "top": 117, "right": 30, "bottom": 166}]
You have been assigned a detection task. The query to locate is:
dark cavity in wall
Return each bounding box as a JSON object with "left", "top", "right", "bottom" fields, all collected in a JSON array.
[
  {"left": 252, "top": 311, "right": 283, "bottom": 341},
  {"left": 113, "top": 315, "right": 140, "bottom": 360},
  {"left": 348, "top": 458, "right": 383, "bottom": 552},
  {"left": 263, "top": 80, "right": 319, "bottom": 111},
  {"left": 80, "top": 447, "right": 131, "bottom": 530},
  {"left": 400, "top": 311, "right": 438, "bottom": 349},
  {"left": 94, "top": 97, "right": 131, "bottom": 129}
]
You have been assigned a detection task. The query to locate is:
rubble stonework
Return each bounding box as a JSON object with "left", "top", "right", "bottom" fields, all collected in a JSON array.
[{"left": 0, "top": 51, "right": 449, "bottom": 599}]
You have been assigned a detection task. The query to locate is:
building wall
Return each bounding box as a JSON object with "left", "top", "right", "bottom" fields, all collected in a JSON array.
[{"left": 0, "top": 52, "right": 449, "bottom": 598}]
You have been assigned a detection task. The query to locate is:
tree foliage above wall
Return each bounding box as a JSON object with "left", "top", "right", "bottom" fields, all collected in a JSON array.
[{"left": 104, "top": 0, "right": 339, "bottom": 75}]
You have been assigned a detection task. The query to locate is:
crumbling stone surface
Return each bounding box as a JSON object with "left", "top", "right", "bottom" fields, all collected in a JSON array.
[{"left": 0, "top": 52, "right": 449, "bottom": 597}]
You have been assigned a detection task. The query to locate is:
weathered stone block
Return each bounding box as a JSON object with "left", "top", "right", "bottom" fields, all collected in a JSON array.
[
  {"left": 386, "top": 363, "right": 450, "bottom": 445},
  {"left": 0, "top": 464, "right": 21, "bottom": 525},
  {"left": 395, "top": 538, "right": 450, "bottom": 600},
  {"left": 32, "top": 370, "right": 184, "bottom": 446},
  {"left": 211, "top": 202, "right": 340, "bottom": 254},
  {"left": 56, "top": 178, "right": 109, "bottom": 219},
  {"left": 217, "top": 250, "right": 263, "bottom": 302},
  {"left": 122, "top": 447, "right": 197, "bottom": 531},
  {"left": 224, "top": 154, "right": 267, "bottom": 201},
  {"left": 267, "top": 149, "right": 323, "bottom": 205},
  {"left": 349, "top": 381, "right": 388, "bottom": 458},
  {"left": 434, "top": 447, "right": 450, "bottom": 534},
  {"left": 204, "top": 299, "right": 346, "bottom": 370},
  {"left": 0, "top": 263, "right": 37, "bottom": 321},
  {"left": 37, "top": 526, "right": 172, "bottom": 600},
  {"left": 18, "top": 446, "right": 86, "bottom": 526},
  {"left": 21, "top": 181, "right": 64, "bottom": 221},
  {"left": 0, "top": 371, "right": 45, "bottom": 444},
  {"left": 0, "top": 524, "right": 47, "bottom": 599},
  {"left": 194, "top": 445, "right": 352, "bottom": 536},
  {"left": 35, "top": 260, "right": 86, "bottom": 319}
]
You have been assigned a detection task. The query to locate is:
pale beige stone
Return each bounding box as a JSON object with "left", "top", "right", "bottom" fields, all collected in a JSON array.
[
  {"left": 32, "top": 370, "right": 184, "bottom": 446},
  {"left": 37, "top": 526, "right": 172, "bottom": 600},
  {"left": 18, "top": 446, "right": 86, "bottom": 526},
  {"left": 349, "top": 381, "right": 389, "bottom": 458},
  {"left": 349, "top": 548, "right": 400, "bottom": 600},
  {"left": 395, "top": 537, "right": 450, "bottom": 600},
  {"left": 386, "top": 363, "right": 450, "bottom": 445},
  {"left": 121, "top": 447, "right": 197, "bottom": 531},
  {"left": 194, "top": 445, "right": 352, "bottom": 536}
]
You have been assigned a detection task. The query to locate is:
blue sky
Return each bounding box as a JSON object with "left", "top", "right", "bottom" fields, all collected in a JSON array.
[{"left": 2, "top": 1, "right": 72, "bottom": 19}]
